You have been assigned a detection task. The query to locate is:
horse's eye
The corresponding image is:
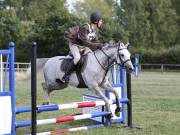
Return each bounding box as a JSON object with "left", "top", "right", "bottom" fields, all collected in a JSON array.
[{"left": 121, "top": 54, "right": 124, "bottom": 57}]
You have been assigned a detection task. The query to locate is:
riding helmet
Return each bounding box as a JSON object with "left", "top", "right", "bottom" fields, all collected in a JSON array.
[{"left": 90, "top": 12, "right": 102, "bottom": 23}]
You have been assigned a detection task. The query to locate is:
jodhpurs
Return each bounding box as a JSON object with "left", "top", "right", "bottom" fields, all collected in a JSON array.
[{"left": 69, "top": 42, "right": 92, "bottom": 64}]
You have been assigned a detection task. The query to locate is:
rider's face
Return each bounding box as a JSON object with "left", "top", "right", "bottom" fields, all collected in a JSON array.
[{"left": 97, "top": 19, "right": 103, "bottom": 28}]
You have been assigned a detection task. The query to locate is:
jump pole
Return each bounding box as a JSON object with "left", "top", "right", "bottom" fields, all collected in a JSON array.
[
  {"left": 31, "top": 42, "right": 37, "bottom": 135},
  {"left": 16, "top": 98, "right": 128, "bottom": 114}
]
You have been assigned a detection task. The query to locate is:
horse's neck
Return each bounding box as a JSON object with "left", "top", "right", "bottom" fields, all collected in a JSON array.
[{"left": 93, "top": 47, "right": 117, "bottom": 66}]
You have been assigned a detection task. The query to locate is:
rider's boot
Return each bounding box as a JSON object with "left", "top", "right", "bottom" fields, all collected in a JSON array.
[{"left": 62, "top": 61, "right": 76, "bottom": 83}]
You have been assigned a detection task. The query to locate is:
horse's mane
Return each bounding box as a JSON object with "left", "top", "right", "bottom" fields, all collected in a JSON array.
[
  {"left": 108, "top": 45, "right": 118, "bottom": 48},
  {"left": 108, "top": 42, "right": 129, "bottom": 49},
  {"left": 95, "top": 41, "right": 128, "bottom": 53}
]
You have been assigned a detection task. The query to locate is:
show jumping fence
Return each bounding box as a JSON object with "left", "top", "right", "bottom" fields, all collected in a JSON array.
[
  {"left": 30, "top": 42, "right": 133, "bottom": 135},
  {"left": 0, "top": 42, "right": 134, "bottom": 135}
]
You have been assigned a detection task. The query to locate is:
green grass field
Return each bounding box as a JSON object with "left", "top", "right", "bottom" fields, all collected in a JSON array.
[{"left": 15, "top": 72, "right": 180, "bottom": 135}]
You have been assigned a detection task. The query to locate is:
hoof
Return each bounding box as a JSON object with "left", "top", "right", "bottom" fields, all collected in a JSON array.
[
  {"left": 42, "top": 102, "right": 49, "bottom": 105},
  {"left": 105, "top": 113, "right": 113, "bottom": 120},
  {"left": 115, "top": 107, "right": 121, "bottom": 117}
]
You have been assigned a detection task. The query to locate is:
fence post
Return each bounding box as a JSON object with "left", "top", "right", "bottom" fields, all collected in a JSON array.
[
  {"left": 31, "top": 42, "right": 37, "bottom": 135},
  {"left": 17, "top": 63, "right": 19, "bottom": 72},
  {"left": 126, "top": 71, "right": 132, "bottom": 128},
  {"left": 161, "top": 64, "right": 164, "bottom": 73}
]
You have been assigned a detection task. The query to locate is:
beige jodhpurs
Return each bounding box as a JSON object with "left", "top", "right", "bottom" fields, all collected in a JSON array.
[{"left": 69, "top": 42, "right": 92, "bottom": 64}]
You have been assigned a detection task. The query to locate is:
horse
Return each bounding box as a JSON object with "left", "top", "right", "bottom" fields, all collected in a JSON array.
[{"left": 15, "top": 42, "right": 134, "bottom": 119}]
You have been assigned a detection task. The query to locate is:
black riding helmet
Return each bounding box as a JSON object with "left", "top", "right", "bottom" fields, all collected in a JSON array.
[{"left": 90, "top": 12, "right": 102, "bottom": 24}]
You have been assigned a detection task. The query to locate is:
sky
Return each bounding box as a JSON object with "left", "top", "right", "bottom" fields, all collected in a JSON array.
[
  {"left": 66, "top": 0, "right": 74, "bottom": 10},
  {"left": 66, "top": 0, "right": 78, "bottom": 11},
  {"left": 66, "top": 0, "right": 84, "bottom": 11}
]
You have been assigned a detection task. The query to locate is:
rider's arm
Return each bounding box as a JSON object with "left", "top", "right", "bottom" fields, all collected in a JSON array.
[{"left": 78, "top": 26, "right": 101, "bottom": 50}]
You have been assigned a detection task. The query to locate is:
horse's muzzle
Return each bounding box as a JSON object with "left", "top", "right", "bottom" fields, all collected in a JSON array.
[
  {"left": 129, "top": 67, "right": 134, "bottom": 72},
  {"left": 124, "top": 61, "right": 134, "bottom": 73}
]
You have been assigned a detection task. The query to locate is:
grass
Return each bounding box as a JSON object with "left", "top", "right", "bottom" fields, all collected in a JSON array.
[{"left": 15, "top": 71, "right": 180, "bottom": 135}]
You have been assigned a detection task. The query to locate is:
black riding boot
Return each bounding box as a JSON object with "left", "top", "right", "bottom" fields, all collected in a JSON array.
[{"left": 62, "top": 61, "right": 76, "bottom": 83}]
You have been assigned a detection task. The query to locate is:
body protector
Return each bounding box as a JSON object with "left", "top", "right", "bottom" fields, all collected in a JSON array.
[{"left": 64, "top": 23, "right": 101, "bottom": 51}]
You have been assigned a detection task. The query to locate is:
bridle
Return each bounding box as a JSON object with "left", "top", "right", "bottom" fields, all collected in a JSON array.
[
  {"left": 117, "top": 43, "right": 131, "bottom": 67},
  {"left": 93, "top": 44, "right": 131, "bottom": 85},
  {"left": 94, "top": 44, "right": 131, "bottom": 70}
]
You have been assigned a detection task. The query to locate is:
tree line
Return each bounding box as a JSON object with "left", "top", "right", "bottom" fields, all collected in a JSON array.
[{"left": 0, "top": 0, "right": 180, "bottom": 63}]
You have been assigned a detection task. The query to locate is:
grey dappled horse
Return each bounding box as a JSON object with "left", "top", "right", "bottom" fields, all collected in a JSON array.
[{"left": 16, "top": 42, "right": 134, "bottom": 118}]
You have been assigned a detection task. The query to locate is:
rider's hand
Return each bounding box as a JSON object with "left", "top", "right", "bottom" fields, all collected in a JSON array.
[
  {"left": 98, "top": 44, "right": 104, "bottom": 49},
  {"left": 102, "top": 43, "right": 109, "bottom": 49},
  {"left": 98, "top": 43, "right": 109, "bottom": 49}
]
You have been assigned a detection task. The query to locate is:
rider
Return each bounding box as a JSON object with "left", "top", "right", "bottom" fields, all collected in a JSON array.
[{"left": 62, "top": 12, "right": 104, "bottom": 83}]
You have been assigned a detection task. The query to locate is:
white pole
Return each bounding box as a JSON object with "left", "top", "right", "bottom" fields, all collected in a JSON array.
[
  {"left": 0, "top": 54, "right": 3, "bottom": 92},
  {"left": 113, "top": 62, "right": 116, "bottom": 84}
]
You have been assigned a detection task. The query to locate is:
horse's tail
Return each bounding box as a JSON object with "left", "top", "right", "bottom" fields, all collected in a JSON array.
[{"left": 15, "top": 58, "right": 49, "bottom": 81}]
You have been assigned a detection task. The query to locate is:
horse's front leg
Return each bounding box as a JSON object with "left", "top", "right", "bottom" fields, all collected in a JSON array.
[
  {"left": 101, "top": 80, "right": 121, "bottom": 117},
  {"left": 88, "top": 85, "right": 113, "bottom": 119}
]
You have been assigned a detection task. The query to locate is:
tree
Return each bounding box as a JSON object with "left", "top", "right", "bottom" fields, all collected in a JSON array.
[
  {"left": 117, "top": 0, "right": 178, "bottom": 48},
  {"left": 74, "top": 0, "right": 126, "bottom": 42},
  {"left": 25, "top": 0, "right": 81, "bottom": 58},
  {"left": 0, "top": 0, "right": 81, "bottom": 61},
  {"left": 0, "top": 8, "right": 20, "bottom": 49},
  {"left": 172, "top": 0, "right": 180, "bottom": 44},
  {"left": 74, "top": 0, "right": 115, "bottom": 20}
]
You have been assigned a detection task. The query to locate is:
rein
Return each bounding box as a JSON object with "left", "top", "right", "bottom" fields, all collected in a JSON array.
[
  {"left": 93, "top": 49, "right": 116, "bottom": 85},
  {"left": 93, "top": 49, "right": 115, "bottom": 71}
]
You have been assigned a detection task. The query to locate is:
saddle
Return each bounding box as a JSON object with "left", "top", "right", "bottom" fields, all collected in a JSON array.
[
  {"left": 61, "top": 54, "right": 88, "bottom": 73},
  {"left": 60, "top": 52, "right": 88, "bottom": 88}
]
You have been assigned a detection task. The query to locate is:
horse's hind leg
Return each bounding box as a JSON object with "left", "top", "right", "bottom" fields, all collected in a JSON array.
[
  {"left": 101, "top": 82, "right": 121, "bottom": 117},
  {"left": 42, "top": 82, "right": 50, "bottom": 105}
]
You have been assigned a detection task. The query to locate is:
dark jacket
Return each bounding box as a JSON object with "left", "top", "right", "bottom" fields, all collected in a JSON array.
[{"left": 64, "top": 24, "right": 101, "bottom": 50}]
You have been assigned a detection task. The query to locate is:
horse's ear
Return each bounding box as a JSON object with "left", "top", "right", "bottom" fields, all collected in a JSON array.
[
  {"left": 118, "top": 40, "right": 122, "bottom": 45},
  {"left": 120, "top": 42, "right": 124, "bottom": 47},
  {"left": 125, "top": 42, "right": 130, "bottom": 48}
]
